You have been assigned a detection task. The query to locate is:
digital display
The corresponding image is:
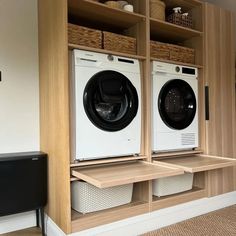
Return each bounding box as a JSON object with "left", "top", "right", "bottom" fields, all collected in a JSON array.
[
  {"left": 118, "top": 58, "right": 134, "bottom": 64},
  {"left": 182, "top": 67, "right": 196, "bottom": 75}
]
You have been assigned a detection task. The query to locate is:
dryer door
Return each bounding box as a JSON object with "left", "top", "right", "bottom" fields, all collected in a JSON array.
[
  {"left": 158, "top": 79, "right": 197, "bottom": 130},
  {"left": 83, "top": 70, "right": 139, "bottom": 132}
]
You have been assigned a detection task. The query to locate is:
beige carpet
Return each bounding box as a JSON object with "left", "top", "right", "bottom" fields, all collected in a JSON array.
[{"left": 142, "top": 205, "right": 236, "bottom": 236}]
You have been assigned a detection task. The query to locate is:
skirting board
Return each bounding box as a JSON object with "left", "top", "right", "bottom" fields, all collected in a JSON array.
[
  {"left": 1, "top": 191, "right": 236, "bottom": 235},
  {"left": 0, "top": 211, "right": 36, "bottom": 234}
]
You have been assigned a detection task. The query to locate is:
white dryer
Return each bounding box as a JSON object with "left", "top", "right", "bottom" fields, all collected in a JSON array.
[
  {"left": 71, "top": 49, "right": 141, "bottom": 161},
  {"left": 152, "top": 61, "right": 198, "bottom": 152}
]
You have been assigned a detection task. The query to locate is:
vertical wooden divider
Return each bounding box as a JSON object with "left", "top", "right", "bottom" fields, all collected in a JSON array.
[
  {"left": 38, "top": 0, "right": 71, "bottom": 234},
  {"left": 126, "top": 0, "right": 152, "bottom": 206},
  {"left": 204, "top": 3, "right": 236, "bottom": 196},
  {"left": 144, "top": 0, "right": 154, "bottom": 209}
]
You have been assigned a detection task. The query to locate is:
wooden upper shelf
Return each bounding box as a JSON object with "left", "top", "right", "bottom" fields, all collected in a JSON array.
[
  {"left": 164, "top": 0, "right": 202, "bottom": 11},
  {"left": 150, "top": 18, "right": 203, "bottom": 42},
  {"left": 69, "top": 44, "right": 146, "bottom": 60},
  {"left": 71, "top": 161, "right": 184, "bottom": 188},
  {"left": 68, "top": 0, "right": 145, "bottom": 30},
  {"left": 155, "top": 154, "right": 236, "bottom": 173}
]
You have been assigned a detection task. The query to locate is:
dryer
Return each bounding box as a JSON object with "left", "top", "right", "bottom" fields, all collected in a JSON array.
[
  {"left": 152, "top": 61, "right": 198, "bottom": 152},
  {"left": 71, "top": 50, "right": 141, "bottom": 161}
]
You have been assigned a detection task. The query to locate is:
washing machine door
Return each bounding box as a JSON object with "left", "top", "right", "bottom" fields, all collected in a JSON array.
[
  {"left": 83, "top": 70, "right": 139, "bottom": 132},
  {"left": 158, "top": 79, "right": 197, "bottom": 130}
]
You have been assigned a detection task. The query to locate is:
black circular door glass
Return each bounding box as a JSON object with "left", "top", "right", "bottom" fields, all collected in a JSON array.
[
  {"left": 158, "top": 79, "right": 197, "bottom": 130},
  {"left": 83, "top": 70, "right": 139, "bottom": 132}
]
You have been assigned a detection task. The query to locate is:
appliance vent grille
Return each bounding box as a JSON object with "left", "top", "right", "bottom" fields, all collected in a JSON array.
[{"left": 181, "top": 133, "right": 195, "bottom": 146}]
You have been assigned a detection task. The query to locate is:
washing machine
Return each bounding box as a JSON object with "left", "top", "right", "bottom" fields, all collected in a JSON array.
[
  {"left": 152, "top": 61, "right": 198, "bottom": 152},
  {"left": 71, "top": 49, "right": 141, "bottom": 161}
]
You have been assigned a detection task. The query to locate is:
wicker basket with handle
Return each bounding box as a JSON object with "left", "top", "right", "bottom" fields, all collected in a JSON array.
[
  {"left": 68, "top": 23, "right": 102, "bottom": 49},
  {"left": 167, "top": 13, "right": 193, "bottom": 29},
  {"left": 103, "top": 31, "right": 137, "bottom": 55},
  {"left": 150, "top": 0, "right": 166, "bottom": 21}
]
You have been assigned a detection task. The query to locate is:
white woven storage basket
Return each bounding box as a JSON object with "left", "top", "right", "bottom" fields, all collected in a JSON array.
[
  {"left": 71, "top": 181, "right": 133, "bottom": 214},
  {"left": 153, "top": 173, "right": 194, "bottom": 197}
]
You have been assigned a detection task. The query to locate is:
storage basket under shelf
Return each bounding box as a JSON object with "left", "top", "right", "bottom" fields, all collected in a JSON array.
[
  {"left": 150, "top": 41, "right": 170, "bottom": 60},
  {"left": 153, "top": 173, "right": 194, "bottom": 197},
  {"left": 151, "top": 41, "right": 195, "bottom": 64},
  {"left": 170, "top": 44, "right": 195, "bottom": 64},
  {"left": 150, "top": 0, "right": 166, "bottom": 21},
  {"left": 71, "top": 181, "right": 133, "bottom": 214},
  {"left": 103, "top": 31, "right": 137, "bottom": 55},
  {"left": 167, "top": 13, "right": 193, "bottom": 29},
  {"left": 68, "top": 23, "right": 102, "bottom": 49}
]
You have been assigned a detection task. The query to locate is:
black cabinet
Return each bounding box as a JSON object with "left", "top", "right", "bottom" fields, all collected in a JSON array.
[{"left": 0, "top": 152, "right": 47, "bottom": 235}]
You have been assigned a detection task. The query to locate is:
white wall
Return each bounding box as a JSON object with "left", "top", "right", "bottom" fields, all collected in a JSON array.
[
  {"left": 0, "top": 0, "right": 235, "bottom": 234},
  {"left": 0, "top": 0, "right": 39, "bottom": 233},
  {"left": 0, "top": 0, "right": 39, "bottom": 153}
]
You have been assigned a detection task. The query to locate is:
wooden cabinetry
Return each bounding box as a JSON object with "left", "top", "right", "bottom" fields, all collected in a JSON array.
[
  {"left": 38, "top": 0, "right": 236, "bottom": 234},
  {"left": 204, "top": 3, "right": 236, "bottom": 196}
]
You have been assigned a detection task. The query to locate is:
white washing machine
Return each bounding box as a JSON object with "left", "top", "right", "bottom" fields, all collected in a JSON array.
[
  {"left": 152, "top": 61, "right": 198, "bottom": 152},
  {"left": 71, "top": 49, "right": 141, "bottom": 161}
]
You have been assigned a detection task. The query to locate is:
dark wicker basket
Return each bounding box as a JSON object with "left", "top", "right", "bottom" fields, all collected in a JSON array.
[{"left": 167, "top": 13, "right": 193, "bottom": 29}]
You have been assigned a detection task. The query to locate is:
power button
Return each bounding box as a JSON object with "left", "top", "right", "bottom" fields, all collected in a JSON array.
[
  {"left": 175, "top": 66, "right": 180, "bottom": 72},
  {"left": 107, "top": 54, "right": 114, "bottom": 61}
]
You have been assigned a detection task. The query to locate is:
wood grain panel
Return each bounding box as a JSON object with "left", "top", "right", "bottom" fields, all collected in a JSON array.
[
  {"left": 71, "top": 201, "right": 148, "bottom": 232},
  {"left": 68, "top": 0, "right": 145, "bottom": 30},
  {"left": 71, "top": 161, "right": 184, "bottom": 188},
  {"left": 155, "top": 155, "right": 236, "bottom": 173},
  {"left": 38, "top": 0, "right": 71, "bottom": 233},
  {"left": 152, "top": 187, "right": 206, "bottom": 211},
  {"left": 204, "top": 3, "right": 236, "bottom": 196}
]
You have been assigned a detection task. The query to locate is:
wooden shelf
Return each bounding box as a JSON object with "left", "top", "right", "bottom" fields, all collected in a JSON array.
[
  {"left": 164, "top": 0, "right": 203, "bottom": 11},
  {"left": 71, "top": 161, "right": 184, "bottom": 188},
  {"left": 68, "top": 0, "right": 145, "bottom": 30},
  {"left": 70, "top": 177, "right": 78, "bottom": 182},
  {"left": 152, "top": 187, "right": 206, "bottom": 211},
  {"left": 152, "top": 149, "right": 203, "bottom": 159},
  {"left": 150, "top": 57, "right": 203, "bottom": 68},
  {"left": 155, "top": 154, "right": 236, "bottom": 173},
  {"left": 71, "top": 200, "right": 148, "bottom": 232},
  {"left": 70, "top": 155, "right": 147, "bottom": 168},
  {"left": 150, "top": 18, "right": 203, "bottom": 42},
  {"left": 69, "top": 44, "right": 146, "bottom": 60}
]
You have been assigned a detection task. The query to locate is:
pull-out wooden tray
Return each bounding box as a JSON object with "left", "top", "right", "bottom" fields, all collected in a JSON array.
[
  {"left": 71, "top": 161, "right": 184, "bottom": 188},
  {"left": 154, "top": 154, "right": 236, "bottom": 173}
]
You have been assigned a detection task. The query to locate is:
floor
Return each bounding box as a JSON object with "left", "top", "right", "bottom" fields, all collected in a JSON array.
[
  {"left": 142, "top": 205, "right": 236, "bottom": 236},
  {"left": 1, "top": 227, "right": 41, "bottom": 236},
  {"left": 1, "top": 205, "right": 236, "bottom": 236}
]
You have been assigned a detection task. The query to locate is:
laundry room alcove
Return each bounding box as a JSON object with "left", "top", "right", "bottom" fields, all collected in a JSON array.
[{"left": 38, "top": 0, "right": 236, "bottom": 234}]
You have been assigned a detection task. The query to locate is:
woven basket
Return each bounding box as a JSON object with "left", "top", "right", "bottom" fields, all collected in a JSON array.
[
  {"left": 72, "top": 181, "right": 133, "bottom": 214},
  {"left": 68, "top": 23, "right": 102, "bottom": 49},
  {"left": 150, "top": 40, "right": 195, "bottom": 64},
  {"left": 167, "top": 13, "right": 193, "bottom": 29},
  {"left": 105, "top": 1, "right": 120, "bottom": 9},
  {"left": 103, "top": 31, "right": 137, "bottom": 55},
  {"left": 170, "top": 44, "right": 195, "bottom": 64},
  {"left": 150, "top": 0, "right": 165, "bottom": 21},
  {"left": 153, "top": 173, "right": 194, "bottom": 197},
  {"left": 150, "top": 41, "right": 170, "bottom": 59}
]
